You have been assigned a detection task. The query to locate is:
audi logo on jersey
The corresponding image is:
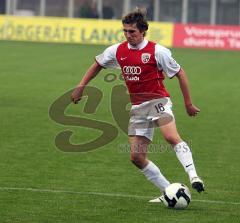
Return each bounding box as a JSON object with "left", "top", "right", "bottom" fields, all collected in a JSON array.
[{"left": 123, "top": 66, "right": 141, "bottom": 75}]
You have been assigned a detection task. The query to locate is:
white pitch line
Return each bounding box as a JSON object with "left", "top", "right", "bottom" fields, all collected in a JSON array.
[
  {"left": 0, "top": 186, "right": 239, "bottom": 206},
  {"left": 0, "top": 186, "right": 151, "bottom": 199}
]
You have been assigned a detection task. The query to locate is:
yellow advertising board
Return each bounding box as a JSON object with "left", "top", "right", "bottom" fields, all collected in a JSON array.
[{"left": 0, "top": 16, "right": 173, "bottom": 47}]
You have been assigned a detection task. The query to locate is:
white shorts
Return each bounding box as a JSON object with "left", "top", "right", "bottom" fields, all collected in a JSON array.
[{"left": 128, "top": 97, "right": 174, "bottom": 141}]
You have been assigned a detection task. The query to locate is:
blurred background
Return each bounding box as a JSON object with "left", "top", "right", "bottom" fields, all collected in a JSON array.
[{"left": 0, "top": 0, "right": 240, "bottom": 25}]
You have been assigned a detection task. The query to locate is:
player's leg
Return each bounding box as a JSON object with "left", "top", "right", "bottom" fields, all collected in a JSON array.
[
  {"left": 158, "top": 120, "right": 204, "bottom": 192},
  {"left": 129, "top": 135, "right": 149, "bottom": 168},
  {"left": 129, "top": 135, "right": 170, "bottom": 192}
]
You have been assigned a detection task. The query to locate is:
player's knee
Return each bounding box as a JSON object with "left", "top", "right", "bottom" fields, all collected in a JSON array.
[
  {"left": 164, "top": 135, "right": 181, "bottom": 145},
  {"left": 130, "top": 153, "right": 140, "bottom": 163},
  {"left": 130, "top": 153, "right": 145, "bottom": 168}
]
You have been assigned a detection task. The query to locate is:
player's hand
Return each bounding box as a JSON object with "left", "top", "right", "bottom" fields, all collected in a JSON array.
[
  {"left": 185, "top": 104, "right": 200, "bottom": 117},
  {"left": 71, "top": 86, "right": 84, "bottom": 104}
]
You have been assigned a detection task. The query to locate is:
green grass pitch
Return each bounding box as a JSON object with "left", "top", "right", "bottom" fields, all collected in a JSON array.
[{"left": 0, "top": 41, "right": 240, "bottom": 223}]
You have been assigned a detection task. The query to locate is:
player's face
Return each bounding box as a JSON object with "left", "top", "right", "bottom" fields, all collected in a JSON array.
[{"left": 123, "top": 23, "right": 144, "bottom": 46}]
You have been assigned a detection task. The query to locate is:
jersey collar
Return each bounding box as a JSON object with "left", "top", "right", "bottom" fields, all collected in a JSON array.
[{"left": 128, "top": 39, "right": 148, "bottom": 50}]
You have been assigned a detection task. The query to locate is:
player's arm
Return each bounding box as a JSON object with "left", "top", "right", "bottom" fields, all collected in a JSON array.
[
  {"left": 71, "top": 62, "right": 102, "bottom": 104},
  {"left": 155, "top": 45, "right": 200, "bottom": 117},
  {"left": 176, "top": 68, "right": 200, "bottom": 116},
  {"left": 71, "top": 43, "right": 120, "bottom": 104}
]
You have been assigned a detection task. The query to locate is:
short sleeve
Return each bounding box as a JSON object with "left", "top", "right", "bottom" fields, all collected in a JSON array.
[
  {"left": 155, "top": 44, "right": 181, "bottom": 78},
  {"left": 95, "top": 43, "right": 121, "bottom": 69}
]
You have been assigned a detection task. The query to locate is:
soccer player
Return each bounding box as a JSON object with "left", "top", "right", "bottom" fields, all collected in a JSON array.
[{"left": 71, "top": 9, "right": 205, "bottom": 201}]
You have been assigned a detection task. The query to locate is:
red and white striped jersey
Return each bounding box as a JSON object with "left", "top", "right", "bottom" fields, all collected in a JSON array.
[{"left": 96, "top": 40, "right": 180, "bottom": 105}]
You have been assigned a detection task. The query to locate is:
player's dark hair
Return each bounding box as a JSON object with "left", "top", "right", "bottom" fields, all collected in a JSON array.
[{"left": 122, "top": 8, "right": 149, "bottom": 36}]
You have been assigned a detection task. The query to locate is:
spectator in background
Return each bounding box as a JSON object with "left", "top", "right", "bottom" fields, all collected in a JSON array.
[
  {"left": 103, "top": 5, "right": 114, "bottom": 19},
  {"left": 147, "top": 4, "right": 153, "bottom": 21},
  {"left": 0, "top": 0, "right": 6, "bottom": 14},
  {"left": 79, "top": 0, "right": 99, "bottom": 18}
]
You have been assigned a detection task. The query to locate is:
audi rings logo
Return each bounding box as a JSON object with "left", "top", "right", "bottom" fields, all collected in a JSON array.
[{"left": 123, "top": 66, "right": 141, "bottom": 75}]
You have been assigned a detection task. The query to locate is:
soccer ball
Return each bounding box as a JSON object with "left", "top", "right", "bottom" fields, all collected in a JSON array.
[{"left": 162, "top": 183, "right": 191, "bottom": 209}]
